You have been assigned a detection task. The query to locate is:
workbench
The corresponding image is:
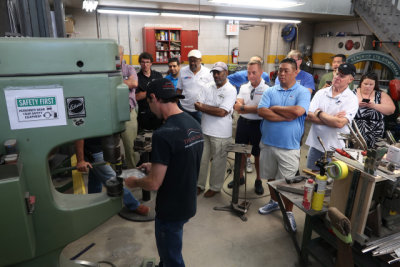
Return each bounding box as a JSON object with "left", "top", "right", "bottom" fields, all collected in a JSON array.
[{"left": 268, "top": 178, "right": 393, "bottom": 267}]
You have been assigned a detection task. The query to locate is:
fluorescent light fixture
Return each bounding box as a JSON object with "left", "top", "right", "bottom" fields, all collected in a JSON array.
[
  {"left": 161, "top": 13, "right": 213, "bottom": 19},
  {"left": 261, "top": 18, "right": 301, "bottom": 24},
  {"left": 209, "top": 0, "right": 304, "bottom": 9},
  {"left": 82, "top": 0, "right": 98, "bottom": 12},
  {"left": 97, "top": 9, "right": 160, "bottom": 16},
  {"left": 215, "top": 16, "right": 260, "bottom": 21}
]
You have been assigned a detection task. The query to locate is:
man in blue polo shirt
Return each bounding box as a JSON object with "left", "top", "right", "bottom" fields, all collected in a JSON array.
[
  {"left": 165, "top": 57, "right": 180, "bottom": 90},
  {"left": 274, "top": 50, "right": 315, "bottom": 94},
  {"left": 257, "top": 58, "right": 311, "bottom": 232}
]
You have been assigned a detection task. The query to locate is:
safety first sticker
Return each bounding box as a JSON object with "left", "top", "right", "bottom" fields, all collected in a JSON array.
[
  {"left": 4, "top": 86, "right": 67, "bottom": 130},
  {"left": 16, "top": 96, "right": 58, "bottom": 121}
]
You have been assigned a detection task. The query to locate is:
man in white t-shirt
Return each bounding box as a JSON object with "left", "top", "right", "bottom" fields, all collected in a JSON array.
[
  {"left": 305, "top": 63, "right": 359, "bottom": 171},
  {"left": 177, "top": 49, "right": 214, "bottom": 123},
  {"left": 227, "top": 59, "right": 269, "bottom": 195},
  {"left": 194, "top": 62, "right": 237, "bottom": 198}
]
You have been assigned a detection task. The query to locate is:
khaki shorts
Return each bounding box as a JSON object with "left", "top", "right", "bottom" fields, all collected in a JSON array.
[{"left": 259, "top": 142, "right": 300, "bottom": 180}]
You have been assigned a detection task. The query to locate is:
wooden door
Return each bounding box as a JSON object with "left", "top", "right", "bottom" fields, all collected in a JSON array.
[{"left": 143, "top": 27, "right": 156, "bottom": 61}]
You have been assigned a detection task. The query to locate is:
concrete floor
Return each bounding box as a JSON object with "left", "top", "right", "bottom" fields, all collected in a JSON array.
[{"left": 62, "top": 122, "right": 322, "bottom": 267}]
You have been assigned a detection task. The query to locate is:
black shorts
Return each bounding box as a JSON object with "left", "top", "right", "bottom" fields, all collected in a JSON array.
[{"left": 235, "top": 116, "right": 262, "bottom": 156}]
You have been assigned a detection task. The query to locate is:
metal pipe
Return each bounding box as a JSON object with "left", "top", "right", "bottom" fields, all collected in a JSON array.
[
  {"left": 116, "top": 15, "right": 120, "bottom": 45},
  {"left": 365, "top": 230, "right": 400, "bottom": 247},
  {"left": 372, "top": 241, "right": 400, "bottom": 256},
  {"left": 388, "top": 257, "right": 400, "bottom": 264},
  {"left": 373, "top": 245, "right": 400, "bottom": 256},
  {"left": 95, "top": 9, "right": 100, "bottom": 38},
  {"left": 363, "top": 233, "right": 400, "bottom": 253},
  {"left": 51, "top": 161, "right": 107, "bottom": 176},
  {"left": 53, "top": 0, "right": 65, "bottom": 37},
  {"left": 127, "top": 15, "right": 132, "bottom": 65}
]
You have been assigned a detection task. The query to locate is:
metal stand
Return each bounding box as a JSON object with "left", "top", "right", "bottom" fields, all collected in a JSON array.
[
  {"left": 214, "top": 144, "right": 252, "bottom": 221},
  {"left": 140, "top": 151, "right": 151, "bottom": 201},
  {"left": 119, "top": 193, "right": 156, "bottom": 222},
  {"left": 134, "top": 131, "right": 153, "bottom": 201}
]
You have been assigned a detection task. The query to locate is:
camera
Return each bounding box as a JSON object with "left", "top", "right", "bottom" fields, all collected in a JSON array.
[{"left": 362, "top": 99, "right": 370, "bottom": 103}]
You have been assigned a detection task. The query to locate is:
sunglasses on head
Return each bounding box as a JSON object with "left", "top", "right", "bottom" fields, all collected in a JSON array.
[{"left": 250, "top": 88, "right": 255, "bottom": 100}]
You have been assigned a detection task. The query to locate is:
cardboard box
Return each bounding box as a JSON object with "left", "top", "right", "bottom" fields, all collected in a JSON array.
[{"left": 65, "top": 17, "right": 74, "bottom": 34}]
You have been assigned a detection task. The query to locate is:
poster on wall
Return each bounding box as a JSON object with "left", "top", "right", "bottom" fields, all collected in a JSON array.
[{"left": 4, "top": 85, "right": 67, "bottom": 130}]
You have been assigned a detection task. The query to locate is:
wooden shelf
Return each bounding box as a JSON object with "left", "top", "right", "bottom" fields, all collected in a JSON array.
[
  {"left": 155, "top": 40, "right": 181, "bottom": 42},
  {"left": 143, "top": 27, "right": 198, "bottom": 63}
]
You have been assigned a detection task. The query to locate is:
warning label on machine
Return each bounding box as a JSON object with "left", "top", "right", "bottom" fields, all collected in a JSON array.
[
  {"left": 16, "top": 97, "right": 58, "bottom": 121},
  {"left": 4, "top": 86, "right": 67, "bottom": 130}
]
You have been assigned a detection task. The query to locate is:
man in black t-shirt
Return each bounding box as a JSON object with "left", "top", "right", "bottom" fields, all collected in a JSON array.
[
  {"left": 125, "top": 78, "right": 203, "bottom": 267},
  {"left": 136, "top": 52, "right": 163, "bottom": 131}
]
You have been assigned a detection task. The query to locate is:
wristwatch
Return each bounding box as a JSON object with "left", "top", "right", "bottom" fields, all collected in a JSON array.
[
  {"left": 240, "top": 105, "right": 245, "bottom": 111},
  {"left": 316, "top": 110, "right": 323, "bottom": 118}
]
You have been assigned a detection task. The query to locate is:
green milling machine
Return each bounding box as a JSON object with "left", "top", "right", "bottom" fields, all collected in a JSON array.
[{"left": 0, "top": 38, "right": 130, "bottom": 266}]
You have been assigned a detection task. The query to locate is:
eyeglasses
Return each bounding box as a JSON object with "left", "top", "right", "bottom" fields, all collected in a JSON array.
[
  {"left": 250, "top": 88, "right": 255, "bottom": 100},
  {"left": 140, "top": 61, "right": 152, "bottom": 65}
]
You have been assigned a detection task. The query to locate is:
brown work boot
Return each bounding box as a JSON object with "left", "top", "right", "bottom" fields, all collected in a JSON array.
[
  {"left": 134, "top": 204, "right": 150, "bottom": 216},
  {"left": 197, "top": 187, "right": 204, "bottom": 196},
  {"left": 204, "top": 189, "right": 219, "bottom": 198}
]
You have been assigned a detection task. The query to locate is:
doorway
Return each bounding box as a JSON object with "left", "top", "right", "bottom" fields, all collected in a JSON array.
[{"left": 238, "top": 24, "right": 267, "bottom": 64}]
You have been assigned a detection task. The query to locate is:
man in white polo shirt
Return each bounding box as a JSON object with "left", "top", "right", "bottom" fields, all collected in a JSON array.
[
  {"left": 177, "top": 49, "right": 214, "bottom": 123},
  {"left": 306, "top": 63, "right": 359, "bottom": 171},
  {"left": 194, "top": 62, "right": 237, "bottom": 198},
  {"left": 227, "top": 59, "right": 269, "bottom": 195}
]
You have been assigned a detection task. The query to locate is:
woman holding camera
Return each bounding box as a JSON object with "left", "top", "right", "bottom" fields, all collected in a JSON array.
[{"left": 354, "top": 72, "right": 395, "bottom": 148}]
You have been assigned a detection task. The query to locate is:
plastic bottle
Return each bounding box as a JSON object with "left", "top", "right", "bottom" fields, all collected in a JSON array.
[
  {"left": 302, "top": 179, "right": 314, "bottom": 210},
  {"left": 311, "top": 174, "right": 327, "bottom": 211}
]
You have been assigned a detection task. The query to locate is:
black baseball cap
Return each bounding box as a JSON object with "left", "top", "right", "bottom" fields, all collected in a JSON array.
[
  {"left": 338, "top": 63, "right": 356, "bottom": 77},
  {"left": 147, "top": 78, "right": 185, "bottom": 100}
]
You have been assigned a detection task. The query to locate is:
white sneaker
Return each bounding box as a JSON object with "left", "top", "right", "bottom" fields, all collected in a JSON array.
[
  {"left": 246, "top": 157, "right": 253, "bottom": 173},
  {"left": 285, "top": 211, "right": 297, "bottom": 232},
  {"left": 258, "top": 200, "right": 279, "bottom": 215}
]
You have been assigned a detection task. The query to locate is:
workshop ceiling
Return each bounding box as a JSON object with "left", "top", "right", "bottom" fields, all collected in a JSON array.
[{"left": 62, "top": 0, "right": 356, "bottom": 22}]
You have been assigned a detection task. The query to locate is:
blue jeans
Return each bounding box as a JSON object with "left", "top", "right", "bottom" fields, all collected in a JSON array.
[
  {"left": 180, "top": 106, "right": 202, "bottom": 124},
  {"left": 306, "top": 147, "right": 331, "bottom": 171},
  {"left": 88, "top": 152, "right": 140, "bottom": 211},
  {"left": 155, "top": 217, "right": 188, "bottom": 267}
]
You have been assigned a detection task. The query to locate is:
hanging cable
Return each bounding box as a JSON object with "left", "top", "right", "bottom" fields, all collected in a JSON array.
[
  {"left": 198, "top": 0, "right": 201, "bottom": 37},
  {"left": 356, "top": 20, "right": 365, "bottom": 50}
]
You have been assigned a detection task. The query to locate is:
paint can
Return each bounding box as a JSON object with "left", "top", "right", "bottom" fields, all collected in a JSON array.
[{"left": 302, "top": 178, "right": 314, "bottom": 210}]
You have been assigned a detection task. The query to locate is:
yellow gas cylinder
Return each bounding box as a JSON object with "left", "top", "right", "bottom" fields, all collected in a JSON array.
[{"left": 311, "top": 174, "right": 327, "bottom": 211}]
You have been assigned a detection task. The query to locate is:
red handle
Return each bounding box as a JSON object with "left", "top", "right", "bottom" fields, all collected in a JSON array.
[{"left": 336, "top": 149, "right": 351, "bottom": 158}]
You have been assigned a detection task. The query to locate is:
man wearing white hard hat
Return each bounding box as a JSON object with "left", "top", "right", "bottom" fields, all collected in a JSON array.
[{"left": 176, "top": 49, "right": 213, "bottom": 123}]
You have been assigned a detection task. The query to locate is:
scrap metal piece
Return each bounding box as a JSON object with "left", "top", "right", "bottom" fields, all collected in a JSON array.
[
  {"left": 351, "top": 120, "right": 368, "bottom": 151},
  {"left": 364, "top": 147, "right": 388, "bottom": 175},
  {"left": 387, "top": 130, "right": 397, "bottom": 145}
]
